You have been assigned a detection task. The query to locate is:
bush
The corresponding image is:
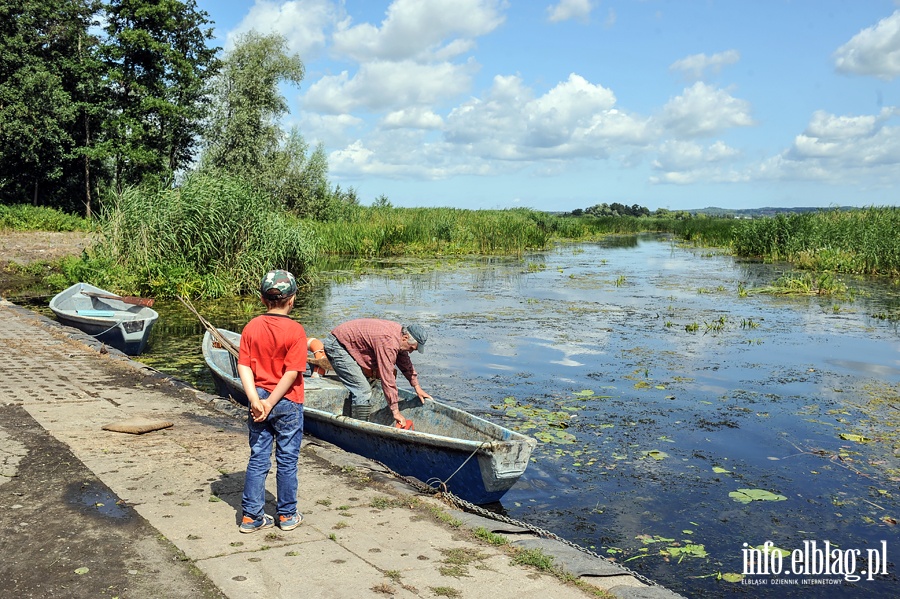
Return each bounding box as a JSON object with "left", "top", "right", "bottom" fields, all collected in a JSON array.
[{"left": 81, "top": 173, "right": 315, "bottom": 297}]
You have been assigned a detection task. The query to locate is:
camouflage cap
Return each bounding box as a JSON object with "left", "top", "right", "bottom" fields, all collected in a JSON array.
[{"left": 260, "top": 269, "right": 297, "bottom": 300}]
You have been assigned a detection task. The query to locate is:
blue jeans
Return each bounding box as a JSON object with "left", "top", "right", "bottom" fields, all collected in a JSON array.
[
  {"left": 241, "top": 388, "right": 303, "bottom": 519},
  {"left": 323, "top": 334, "right": 373, "bottom": 408}
]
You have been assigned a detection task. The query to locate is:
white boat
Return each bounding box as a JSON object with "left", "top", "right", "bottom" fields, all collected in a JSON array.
[{"left": 49, "top": 282, "right": 158, "bottom": 356}]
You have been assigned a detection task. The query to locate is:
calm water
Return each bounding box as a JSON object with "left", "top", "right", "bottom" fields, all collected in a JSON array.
[{"left": 25, "top": 235, "right": 900, "bottom": 597}]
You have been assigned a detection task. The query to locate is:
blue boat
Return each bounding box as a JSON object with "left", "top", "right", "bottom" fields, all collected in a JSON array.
[
  {"left": 50, "top": 282, "right": 158, "bottom": 356},
  {"left": 203, "top": 328, "right": 536, "bottom": 505}
]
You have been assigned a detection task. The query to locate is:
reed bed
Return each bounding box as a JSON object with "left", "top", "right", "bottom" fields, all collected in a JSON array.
[
  {"left": 306, "top": 209, "right": 692, "bottom": 257},
  {"left": 731, "top": 206, "right": 900, "bottom": 276},
  {"left": 74, "top": 173, "right": 315, "bottom": 297},
  {"left": 306, "top": 207, "right": 556, "bottom": 256}
]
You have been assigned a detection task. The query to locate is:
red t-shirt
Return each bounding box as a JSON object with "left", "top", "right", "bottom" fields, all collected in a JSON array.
[{"left": 238, "top": 314, "right": 307, "bottom": 403}]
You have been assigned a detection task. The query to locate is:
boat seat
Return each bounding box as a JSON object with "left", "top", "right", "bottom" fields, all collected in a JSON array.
[{"left": 76, "top": 310, "right": 117, "bottom": 317}]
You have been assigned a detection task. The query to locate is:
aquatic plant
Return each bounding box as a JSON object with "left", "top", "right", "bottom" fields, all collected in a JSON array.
[
  {"left": 747, "top": 272, "right": 849, "bottom": 297},
  {"left": 75, "top": 173, "right": 315, "bottom": 297}
]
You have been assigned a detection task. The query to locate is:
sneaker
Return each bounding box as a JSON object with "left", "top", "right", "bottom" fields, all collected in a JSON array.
[
  {"left": 278, "top": 512, "right": 303, "bottom": 531},
  {"left": 239, "top": 513, "right": 274, "bottom": 534}
]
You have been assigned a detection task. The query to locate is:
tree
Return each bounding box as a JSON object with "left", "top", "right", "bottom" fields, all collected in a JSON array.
[
  {"left": 201, "top": 31, "right": 343, "bottom": 220},
  {"left": 101, "top": 0, "right": 219, "bottom": 190},
  {"left": 202, "top": 31, "right": 303, "bottom": 177},
  {"left": 0, "top": 0, "right": 104, "bottom": 212}
]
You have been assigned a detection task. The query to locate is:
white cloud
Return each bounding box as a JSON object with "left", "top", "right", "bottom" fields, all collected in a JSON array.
[
  {"left": 303, "top": 59, "right": 478, "bottom": 113},
  {"left": 296, "top": 112, "right": 363, "bottom": 147},
  {"left": 649, "top": 140, "right": 743, "bottom": 185},
  {"left": 759, "top": 107, "right": 900, "bottom": 183},
  {"left": 228, "top": 0, "right": 338, "bottom": 57},
  {"left": 652, "top": 140, "right": 739, "bottom": 172},
  {"left": 803, "top": 110, "right": 881, "bottom": 140},
  {"left": 445, "top": 73, "right": 652, "bottom": 161},
  {"left": 604, "top": 8, "right": 616, "bottom": 29},
  {"left": 834, "top": 10, "right": 900, "bottom": 80},
  {"left": 669, "top": 50, "right": 740, "bottom": 81},
  {"left": 547, "top": 0, "right": 594, "bottom": 23},
  {"left": 382, "top": 108, "right": 444, "bottom": 129},
  {"left": 660, "top": 82, "right": 754, "bottom": 137},
  {"left": 332, "top": 0, "right": 506, "bottom": 62}
]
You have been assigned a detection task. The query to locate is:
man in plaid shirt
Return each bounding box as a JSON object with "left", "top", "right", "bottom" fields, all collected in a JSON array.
[{"left": 322, "top": 318, "right": 431, "bottom": 427}]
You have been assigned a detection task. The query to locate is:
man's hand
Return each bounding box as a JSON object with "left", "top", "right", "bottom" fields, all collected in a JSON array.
[{"left": 414, "top": 385, "right": 431, "bottom": 404}]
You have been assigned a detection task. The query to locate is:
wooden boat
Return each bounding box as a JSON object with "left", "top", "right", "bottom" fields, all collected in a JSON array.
[
  {"left": 49, "top": 282, "right": 158, "bottom": 356},
  {"left": 203, "top": 328, "right": 536, "bottom": 504}
]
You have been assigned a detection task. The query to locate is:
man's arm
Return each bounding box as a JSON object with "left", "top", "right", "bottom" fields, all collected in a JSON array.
[{"left": 396, "top": 352, "right": 431, "bottom": 403}]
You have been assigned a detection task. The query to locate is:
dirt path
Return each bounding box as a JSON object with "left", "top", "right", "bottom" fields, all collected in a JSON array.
[{"left": 0, "top": 230, "right": 91, "bottom": 266}]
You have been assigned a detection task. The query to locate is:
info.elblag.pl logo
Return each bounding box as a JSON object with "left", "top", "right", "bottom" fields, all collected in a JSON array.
[{"left": 742, "top": 540, "right": 889, "bottom": 585}]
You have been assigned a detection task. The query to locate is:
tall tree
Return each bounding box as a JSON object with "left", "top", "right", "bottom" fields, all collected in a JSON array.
[
  {"left": 101, "top": 0, "right": 219, "bottom": 190},
  {"left": 202, "top": 31, "right": 343, "bottom": 219},
  {"left": 202, "top": 31, "right": 304, "bottom": 175},
  {"left": 0, "top": 0, "right": 102, "bottom": 211}
]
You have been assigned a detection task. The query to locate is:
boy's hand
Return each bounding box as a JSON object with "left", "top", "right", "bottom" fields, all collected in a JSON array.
[{"left": 250, "top": 399, "right": 270, "bottom": 422}]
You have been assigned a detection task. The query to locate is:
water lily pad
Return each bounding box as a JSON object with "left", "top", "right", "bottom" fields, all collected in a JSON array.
[
  {"left": 712, "top": 467, "right": 731, "bottom": 474},
  {"left": 663, "top": 543, "right": 708, "bottom": 562},
  {"left": 74, "top": 567, "right": 89, "bottom": 575},
  {"left": 641, "top": 450, "right": 669, "bottom": 461},
  {"left": 721, "top": 573, "right": 744, "bottom": 583},
  {"left": 729, "top": 488, "right": 787, "bottom": 504},
  {"left": 839, "top": 433, "right": 871, "bottom": 443}
]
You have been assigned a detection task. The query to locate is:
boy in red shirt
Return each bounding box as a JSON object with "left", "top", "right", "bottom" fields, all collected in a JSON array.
[{"left": 237, "top": 270, "right": 307, "bottom": 533}]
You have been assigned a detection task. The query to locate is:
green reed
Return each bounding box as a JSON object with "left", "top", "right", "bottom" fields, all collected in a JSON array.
[
  {"left": 306, "top": 209, "right": 699, "bottom": 257},
  {"left": 307, "top": 207, "right": 555, "bottom": 256},
  {"left": 70, "top": 173, "right": 315, "bottom": 298},
  {"left": 731, "top": 207, "right": 900, "bottom": 276}
]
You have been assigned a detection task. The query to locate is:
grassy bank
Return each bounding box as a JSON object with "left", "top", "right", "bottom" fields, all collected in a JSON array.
[
  {"left": 0, "top": 204, "right": 91, "bottom": 232},
  {"left": 306, "top": 208, "right": 704, "bottom": 257}
]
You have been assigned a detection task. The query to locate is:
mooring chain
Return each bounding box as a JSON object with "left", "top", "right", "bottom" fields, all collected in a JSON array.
[{"left": 374, "top": 460, "right": 667, "bottom": 591}]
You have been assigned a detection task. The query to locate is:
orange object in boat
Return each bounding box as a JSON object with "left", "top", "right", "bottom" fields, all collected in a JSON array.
[{"left": 395, "top": 419, "right": 414, "bottom": 430}]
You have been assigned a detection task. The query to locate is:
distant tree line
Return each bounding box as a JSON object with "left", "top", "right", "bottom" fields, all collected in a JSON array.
[
  {"left": 565, "top": 202, "right": 693, "bottom": 219},
  {"left": 0, "top": 0, "right": 350, "bottom": 220}
]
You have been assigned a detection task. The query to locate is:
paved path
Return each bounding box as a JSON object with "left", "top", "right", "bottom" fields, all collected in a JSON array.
[{"left": 0, "top": 299, "right": 683, "bottom": 599}]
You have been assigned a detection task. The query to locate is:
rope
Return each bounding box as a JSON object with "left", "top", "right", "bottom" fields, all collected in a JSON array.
[
  {"left": 88, "top": 322, "right": 121, "bottom": 338},
  {"left": 424, "top": 441, "right": 485, "bottom": 492}
]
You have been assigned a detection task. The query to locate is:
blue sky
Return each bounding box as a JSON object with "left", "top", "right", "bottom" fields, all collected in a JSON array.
[{"left": 193, "top": 0, "right": 900, "bottom": 211}]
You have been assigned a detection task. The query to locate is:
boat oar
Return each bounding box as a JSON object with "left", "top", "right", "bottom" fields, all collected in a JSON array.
[
  {"left": 177, "top": 296, "right": 240, "bottom": 360},
  {"left": 82, "top": 291, "right": 155, "bottom": 307}
]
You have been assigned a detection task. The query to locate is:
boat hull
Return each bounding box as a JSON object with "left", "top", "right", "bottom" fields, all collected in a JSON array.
[
  {"left": 203, "top": 329, "right": 535, "bottom": 504},
  {"left": 49, "top": 283, "right": 158, "bottom": 355}
]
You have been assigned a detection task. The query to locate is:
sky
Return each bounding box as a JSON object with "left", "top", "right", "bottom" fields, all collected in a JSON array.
[{"left": 192, "top": 0, "right": 900, "bottom": 212}]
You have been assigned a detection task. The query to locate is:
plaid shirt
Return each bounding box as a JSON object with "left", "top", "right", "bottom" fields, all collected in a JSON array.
[{"left": 331, "top": 319, "right": 419, "bottom": 409}]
